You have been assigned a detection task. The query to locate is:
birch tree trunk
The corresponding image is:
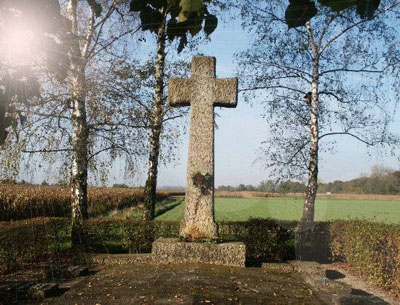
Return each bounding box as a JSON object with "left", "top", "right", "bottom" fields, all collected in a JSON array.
[
  {"left": 68, "top": 0, "right": 89, "bottom": 246},
  {"left": 302, "top": 71, "right": 319, "bottom": 223},
  {"left": 301, "top": 21, "right": 320, "bottom": 225},
  {"left": 70, "top": 69, "right": 89, "bottom": 246},
  {"left": 143, "top": 12, "right": 166, "bottom": 220}
]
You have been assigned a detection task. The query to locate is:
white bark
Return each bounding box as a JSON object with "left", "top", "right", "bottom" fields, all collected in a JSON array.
[
  {"left": 143, "top": 10, "right": 167, "bottom": 220},
  {"left": 302, "top": 21, "right": 320, "bottom": 224},
  {"left": 68, "top": 0, "right": 90, "bottom": 244}
]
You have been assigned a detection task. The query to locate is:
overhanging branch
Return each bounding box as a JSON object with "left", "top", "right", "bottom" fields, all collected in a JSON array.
[{"left": 319, "top": 132, "right": 380, "bottom": 146}]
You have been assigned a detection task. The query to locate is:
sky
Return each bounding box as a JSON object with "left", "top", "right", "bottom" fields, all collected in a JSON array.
[
  {"left": 15, "top": 7, "right": 400, "bottom": 188},
  {"left": 152, "top": 17, "right": 400, "bottom": 188}
]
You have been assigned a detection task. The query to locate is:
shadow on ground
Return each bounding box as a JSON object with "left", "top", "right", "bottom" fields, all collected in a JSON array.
[
  {"left": 325, "top": 269, "right": 390, "bottom": 305},
  {"left": 41, "top": 263, "right": 322, "bottom": 305}
]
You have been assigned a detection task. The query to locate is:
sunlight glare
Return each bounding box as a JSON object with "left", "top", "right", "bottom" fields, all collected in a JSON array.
[{"left": 1, "top": 15, "right": 42, "bottom": 66}]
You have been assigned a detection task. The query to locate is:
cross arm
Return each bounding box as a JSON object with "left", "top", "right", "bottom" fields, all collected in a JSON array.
[
  {"left": 169, "top": 78, "right": 193, "bottom": 107},
  {"left": 214, "top": 78, "right": 238, "bottom": 108}
]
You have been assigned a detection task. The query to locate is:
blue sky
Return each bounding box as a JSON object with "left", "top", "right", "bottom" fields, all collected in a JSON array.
[
  {"left": 153, "top": 18, "right": 400, "bottom": 188},
  {"left": 19, "top": 11, "right": 400, "bottom": 187}
]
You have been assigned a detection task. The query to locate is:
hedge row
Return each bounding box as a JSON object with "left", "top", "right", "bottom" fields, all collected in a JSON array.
[
  {"left": 0, "top": 218, "right": 70, "bottom": 272},
  {"left": 1, "top": 217, "right": 399, "bottom": 297},
  {"left": 0, "top": 218, "right": 297, "bottom": 271},
  {"left": 0, "top": 185, "right": 181, "bottom": 221},
  {"left": 330, "top": 220, "right": 400, "bottom": 296}
]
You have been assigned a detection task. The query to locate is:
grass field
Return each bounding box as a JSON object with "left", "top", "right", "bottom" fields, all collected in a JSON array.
[{"left": 156, "top": 196, "right": 400, "bottom": 223}]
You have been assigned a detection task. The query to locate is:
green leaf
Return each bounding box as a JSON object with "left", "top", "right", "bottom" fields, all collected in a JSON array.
[
  {"left": 167, "top": 0, "right": 180, "bottom": 17},
  {"left": 177, "top": 34, "right": 188, "bottom": 53},
  {"left": 167, "top": 19, "right": 186, "bottom": 40},
  {"left": 285, "top": 0, "right": 318, "bottom": 28},
  {"left": 180, "top": 0, "right": 203, "bottom": 13},
  {"left": 189, "top": 22, "right": 202, "bottom": 36},
  {"left": 130, "top": 0, "right": 147, "bottom": 11},
  {"left": 204, "top": 14, "right": 218, "bottom": 35},
  {"left": 140, "top": 7, "right": 163, "bottom": 32},
  {"left": 318, "top": 0, "right": 357, "bottom": 12},
  {"left": 149, "top": 0, "right": 167, "bottom": 9},
  {"left": 185, "top": 11, "right": 203, "bottom": 36},
  {"left": 0, "top": 129, "right": 8, "bottom": 146},
  {"left": 86, "top": 0, "right": 102, "bottom": 18},
  {"left": 357, "top": 0, "right": 380, "bottom": 19},
  {"left": 178, "top": 0, "right": 203, "bottom": 22}
]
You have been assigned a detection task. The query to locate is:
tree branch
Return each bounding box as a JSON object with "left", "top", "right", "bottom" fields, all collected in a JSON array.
[
  {"left": 22, "top": 148, "right": 73, "bottom": 154},
  {"left": 320, "top": 67, "right": 385, "bottom": 76},
  {"left": 319, "top": 132, "right": 379, "bottom": 146},
  {"left": 239, "top": 85, "right": 306, "bottom": 95}
]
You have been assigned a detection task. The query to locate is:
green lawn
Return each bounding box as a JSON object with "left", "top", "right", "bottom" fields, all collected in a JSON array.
[{"left": 156, "top": 196, "right": 400, "bottom": 224}]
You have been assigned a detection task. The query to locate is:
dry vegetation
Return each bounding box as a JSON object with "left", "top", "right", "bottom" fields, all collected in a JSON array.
[
  {"left": 317, "top": 193, "right": 400, "bottom": 201},
  {"left": 0, "top": 184, "right": 184, "bottom": 221}
]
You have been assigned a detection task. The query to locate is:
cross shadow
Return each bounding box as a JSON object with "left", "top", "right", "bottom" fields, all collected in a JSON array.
[
  {"left": 325, "top": 269, "right": 346, "bottom": 280},
  {"left": 324, "top": 270, "right": 390, "bottom": 305},
  {"left": 350, "top": 289, "right": 390, "bottom": 304},
  {"left": 351, "top": 288, "right": 372, "bottom": 297}
]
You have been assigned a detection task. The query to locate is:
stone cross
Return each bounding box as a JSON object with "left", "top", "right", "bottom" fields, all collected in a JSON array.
[{"left": 169, "top": 57, "right": 238, "bottom": 239}]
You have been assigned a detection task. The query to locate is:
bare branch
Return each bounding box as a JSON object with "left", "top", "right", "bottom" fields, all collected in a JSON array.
[
  {"left": 240, "top": 85, "right": 306, "bottom": 95},
  {"left": 319, "top": 132, "right": 381, "bottom": 146},
  {"left": 22, "top": 148, "right": 73, "bottom": 154}
]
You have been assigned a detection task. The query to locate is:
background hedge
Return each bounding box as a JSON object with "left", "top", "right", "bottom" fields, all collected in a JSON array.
[
  {"left": 331, "top": 220, "right": 400, "bottom": 296},
  {"left": 1, "top": 217, "right": 399, "bottom": 297},
  {"left": 0, "top": 217, "right": 70, "bottom": 272}
]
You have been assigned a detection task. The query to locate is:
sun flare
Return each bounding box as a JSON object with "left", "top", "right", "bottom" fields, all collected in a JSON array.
[{"left": 0, "top": 13, "right": 41, "bottom": 66}]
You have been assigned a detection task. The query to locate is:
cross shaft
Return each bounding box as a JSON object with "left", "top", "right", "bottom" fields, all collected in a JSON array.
[{"left": 169, "top": 57, "right": 238, "bottom": 239}]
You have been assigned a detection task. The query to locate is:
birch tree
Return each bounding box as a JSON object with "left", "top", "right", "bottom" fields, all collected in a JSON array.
[
  {"left": 1, "top": 1, "right": 141, "bottom": 245},
  {"left": 237, "top": 0, "right": 400, "bottom": 225},
  {"left": 130, "top": 0, "right": 218, "bottom": 220},
  {"left": 0, "top": 0, "right": 70, "bottom": 146}
]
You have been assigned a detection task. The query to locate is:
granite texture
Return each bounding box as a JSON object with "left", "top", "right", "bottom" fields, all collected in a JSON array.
[
  {"left": 91, "top": 254, "right": 154, "bottom": 265},
  {"left": 152, "top": 238, "right": 246, "bottom": 267},
  {"left": 169, "top": 57, "right": 238, "bottom": 239}
]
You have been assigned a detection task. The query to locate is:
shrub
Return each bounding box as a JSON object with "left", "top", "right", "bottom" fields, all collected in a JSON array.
[
  {"left": 219, "top": 219, "right": 297, "bottom": 262},
  {"left": 83, "top": 218, "right": 297, "bottom": 261},
  {"left": 295, "top": 221, "right": 332, "bottom": 262},
  {"left": 330, "top": 220, "right": 400, "bottom": 296},
  {"left": 0, "top": 218, "right": 70, "bottom": 272},
  {"left": 3, "top": 216, "right": 399, "bottom": 297},
  {"left": 84, "top": 219, "right": 180, "bottom": 254}
]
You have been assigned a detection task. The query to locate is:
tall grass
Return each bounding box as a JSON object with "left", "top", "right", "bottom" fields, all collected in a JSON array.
[{"left": 0, "top": 184, "right": 184, "bottom": 221}]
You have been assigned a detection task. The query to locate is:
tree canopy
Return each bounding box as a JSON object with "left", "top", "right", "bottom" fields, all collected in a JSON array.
[
  {"left": 130, "top": 0, "right": 218, "bottom": 52},
  {"left": 285, "top": 0, "right": 381, "bottom": 28}
]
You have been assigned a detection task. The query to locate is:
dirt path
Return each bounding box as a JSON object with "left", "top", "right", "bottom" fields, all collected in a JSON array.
[
  {"left": 43, "top": 263, "right": 322, "bottom": 305},
  {"left": 324, "top": 263, "right": 400, "bottom": 305}
]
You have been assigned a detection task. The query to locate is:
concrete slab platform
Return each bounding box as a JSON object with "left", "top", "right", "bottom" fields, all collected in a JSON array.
[{"left": 152, "top": 238, "right": 246, "bottom": 267}]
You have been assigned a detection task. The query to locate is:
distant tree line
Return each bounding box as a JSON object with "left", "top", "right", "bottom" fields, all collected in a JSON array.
[
  {"left": 218, "top": 167, "right": 400, "bottom": 195},
  {"left": 217, "top": 181, "right": 307, "bottom": 193},
  {"left": 319, "top": 168, "right": 400, "bottom": 195}
]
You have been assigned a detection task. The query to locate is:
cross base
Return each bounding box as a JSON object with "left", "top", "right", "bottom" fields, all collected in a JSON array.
[
  {"left": 180, "top": 219, "right": 219, "bottom": 240},
  {"left": 152, "top": 238, "right": 246, "bottom": 267}
]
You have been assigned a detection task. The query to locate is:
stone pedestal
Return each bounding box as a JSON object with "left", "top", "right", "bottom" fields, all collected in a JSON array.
[{"left": 152, "top": 238, "right": 246, "bottom": 267}]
